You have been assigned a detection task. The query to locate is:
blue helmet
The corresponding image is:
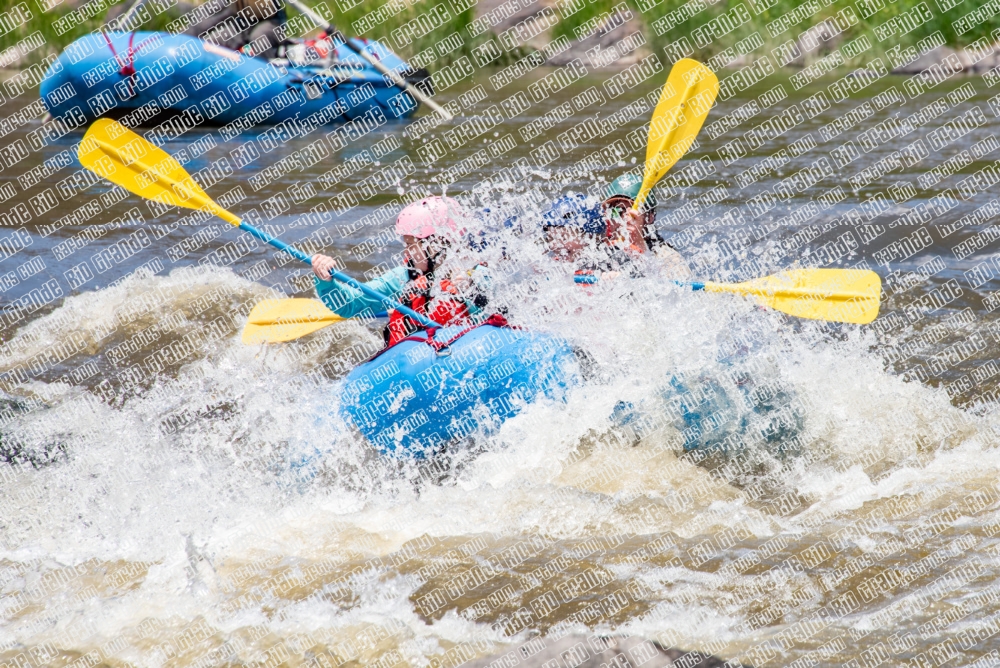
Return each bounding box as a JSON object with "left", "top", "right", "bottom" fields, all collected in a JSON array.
[{"left": 542, "top": 194, "right": 606, "bottom": 236}]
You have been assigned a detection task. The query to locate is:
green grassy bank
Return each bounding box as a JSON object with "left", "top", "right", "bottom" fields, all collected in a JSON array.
[{"left": 0, "top": 0, "right": 993, "bottom": 72}]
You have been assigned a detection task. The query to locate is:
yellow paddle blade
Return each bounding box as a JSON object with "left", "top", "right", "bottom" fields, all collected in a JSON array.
[
  {"left": 79, "top": 119, "right": 241, "bottom": 226},
  {"left": 703, "top": 269, "right": 882, "bottom": 325},
  {"left": 241, "top": 298, "right": 345, "bottom": 344},
  {"left": 635, "top": 59, "right": 719, "bottom": 210}
]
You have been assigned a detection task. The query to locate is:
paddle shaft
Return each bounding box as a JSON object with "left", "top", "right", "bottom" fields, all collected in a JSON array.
[
  {"left": 283, "top": 0, "right": 453, "bottom": 121},
  {"left": 249, "top": 311, "right": 387, "bottom": 325},
  {"left": 84, "top": 128, "right": 438, "bottom": 329},
  {"left": 235, "top": 221, "right": 438, "bottom": 328}
]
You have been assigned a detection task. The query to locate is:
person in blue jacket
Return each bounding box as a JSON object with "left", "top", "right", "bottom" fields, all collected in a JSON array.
[
  {"left": 543, "top": 185, "right": 690, "bottom": 283},
  {"left": 311, "top": 196, "right": 490, "bottom": 346},
  {"left": 601, "top": 173, "right": 690, "bottom": 278},
  {"left": 542, "top": 194, "right": 622, "bottom": 284}
]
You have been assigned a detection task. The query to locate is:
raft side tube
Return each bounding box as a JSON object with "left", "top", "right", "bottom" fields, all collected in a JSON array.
[{"left": 340, "top": 324, "right": 580, "bottom": 457}]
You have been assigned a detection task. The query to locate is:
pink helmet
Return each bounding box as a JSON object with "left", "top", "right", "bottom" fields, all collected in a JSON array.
[{"left": 395, "top": 196, "right": 465, "bottom": 239}]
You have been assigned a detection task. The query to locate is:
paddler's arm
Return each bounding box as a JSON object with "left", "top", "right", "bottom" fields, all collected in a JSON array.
[{"left": 311, "top": 254, "right": 408, "bottom": 318}]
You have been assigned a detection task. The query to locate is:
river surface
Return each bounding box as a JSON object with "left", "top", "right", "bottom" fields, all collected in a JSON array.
[{"left": 3, "top": 64, "right": 1000, "bottom": 668}]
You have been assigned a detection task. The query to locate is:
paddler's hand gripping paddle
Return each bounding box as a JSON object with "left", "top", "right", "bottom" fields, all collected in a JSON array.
[{"left": 77, "top": 119, "right": 438, "bottom": 335}]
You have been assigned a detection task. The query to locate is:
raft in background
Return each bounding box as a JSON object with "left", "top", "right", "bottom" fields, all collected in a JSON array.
[
  {"left": 39, "top": 32, "right": 430, "bottom": 132},
  {"left": 339, "top": 320, "right": 580, "bottom": 458}
]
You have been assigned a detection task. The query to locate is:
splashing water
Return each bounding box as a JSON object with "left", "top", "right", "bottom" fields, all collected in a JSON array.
[
  {"left": 3, "top": 187, "right": 1000, "bottom": 668},
  {"left": 5, "top": 74, "right": 1000, "bottom": 667}
]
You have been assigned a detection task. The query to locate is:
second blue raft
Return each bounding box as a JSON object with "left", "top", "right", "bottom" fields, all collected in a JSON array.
[{"left": 40, "top": 32, "right": 427, "bottom": 129}]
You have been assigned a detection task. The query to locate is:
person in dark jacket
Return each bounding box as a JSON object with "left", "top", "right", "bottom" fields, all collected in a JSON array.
[{"left": 183, "top": 0, "right": 287, "bottom": 59}]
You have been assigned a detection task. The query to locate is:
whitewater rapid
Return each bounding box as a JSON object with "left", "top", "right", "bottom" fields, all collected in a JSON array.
[{"left": 4, "top": 210, "right": 1000, "bottom": 666}]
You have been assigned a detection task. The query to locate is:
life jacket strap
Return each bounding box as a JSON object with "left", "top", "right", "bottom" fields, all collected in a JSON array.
[{"left": 368, "top": 313, "right": 511, "bottom": 363}]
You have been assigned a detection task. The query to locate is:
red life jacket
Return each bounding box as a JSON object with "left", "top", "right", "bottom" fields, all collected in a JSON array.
[{"left": 385, "top": 271, "right": 471, "bottom": 347}]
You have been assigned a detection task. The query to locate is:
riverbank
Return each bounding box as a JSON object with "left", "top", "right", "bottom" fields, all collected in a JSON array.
[{"left": 2, "top": 0, "right": 999, "bottom": 75}]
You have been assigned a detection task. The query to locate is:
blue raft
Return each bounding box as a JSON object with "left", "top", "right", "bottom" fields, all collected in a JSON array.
[
  {"left": 328, "top": 323, "right": 804, "bottom": 462},
  {"left": 339, "top": 322, "right": 580, "bottom": 458},
  {"left": 40, "top": 32, "right": 426, "bottom": 129}
]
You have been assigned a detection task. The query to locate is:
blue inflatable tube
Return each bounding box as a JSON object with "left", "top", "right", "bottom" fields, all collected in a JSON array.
[
  {"left": 39, "top": 32, "right": 425, "bottom": 130},
  {"left": 340, "top": 322, "right": 580, "bottom": 458}
]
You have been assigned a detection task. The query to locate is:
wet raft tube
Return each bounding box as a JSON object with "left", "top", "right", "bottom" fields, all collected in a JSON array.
[
  {"left": 340, "top": 323, "right": 579, "bottom": 457},
  {"left": 40, "top": 32, "right": 423, "bottom": 129}
]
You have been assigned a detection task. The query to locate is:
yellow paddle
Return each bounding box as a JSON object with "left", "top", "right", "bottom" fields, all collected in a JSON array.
[
  {"left": 695, "top": 268, "right": 881, "bottom": 325},
  {"left": 242, "top": 298, "right": 394, "bottom": 343},
  {"left": 242, "top": 298, "right": 346, "bottom": 344},
  {"left": 619, "top": 62, "right": 881, "bottom": 323},
  {"left": 78, "top": 119, "right": 439, "bottom": 330},
  {"left": 634, "top": 58, "right": 719, "bottom": 211},
  {"left": 243, "top": 267, "right": 880, "bottom": 344},
  {"left": 79, "top": 119, "right": 242, "bottom": 225}
]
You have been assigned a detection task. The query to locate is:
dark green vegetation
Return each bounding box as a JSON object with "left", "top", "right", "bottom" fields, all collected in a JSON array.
[
  {"left": 0, "top": 0, "right": 175, "bottom": 66},
  {"left": 639, "top": 0, "right": 995, "bottom": 67},
  {"left": 0, "top": 0, "right": 993, "bottom": 71},
  {"left": 0, "top": 0, "right": 506, "bottom": 68}
]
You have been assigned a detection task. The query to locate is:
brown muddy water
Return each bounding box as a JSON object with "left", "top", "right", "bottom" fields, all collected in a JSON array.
[{"left": 3, "top": 64, "right": 1000, "bottom": 668}]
